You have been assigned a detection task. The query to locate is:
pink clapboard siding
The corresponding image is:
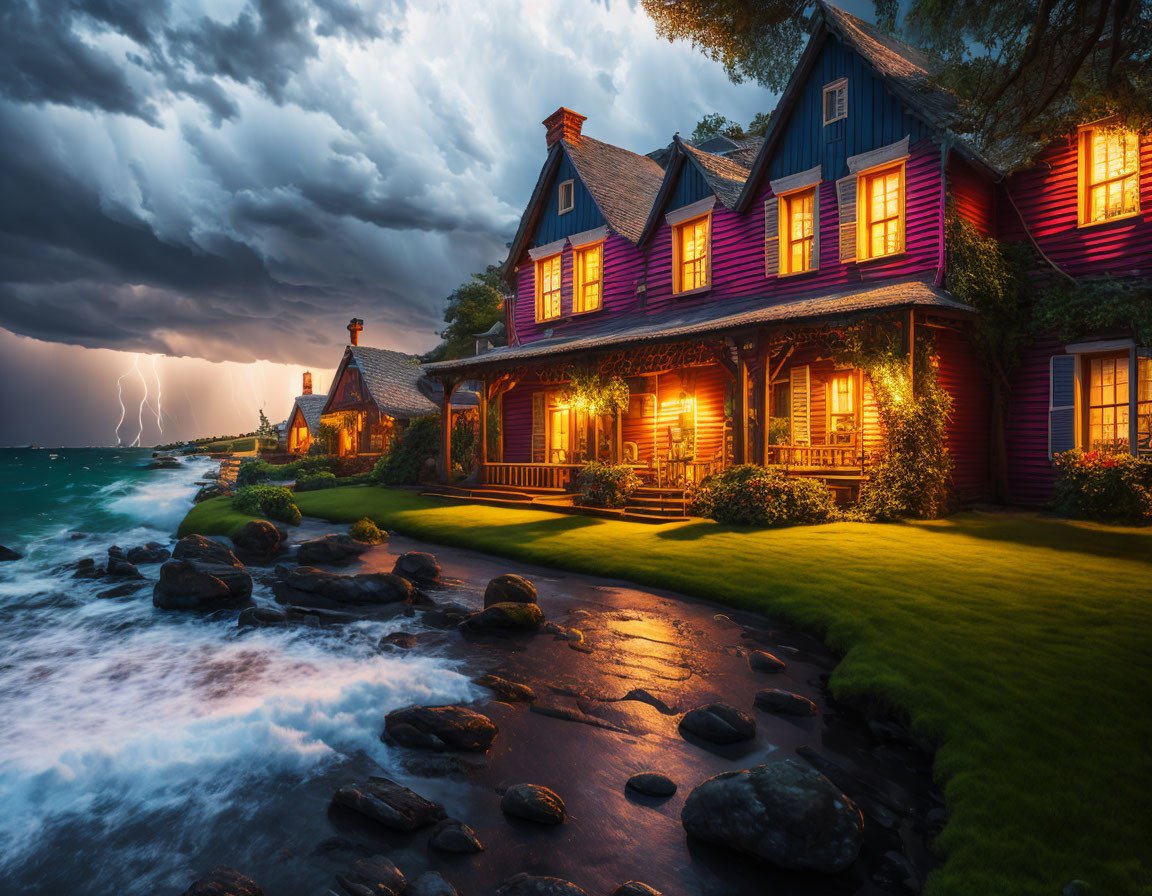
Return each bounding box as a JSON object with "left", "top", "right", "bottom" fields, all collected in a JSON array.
[
  {"left": 501, "top": 387, "right": 533, "bottom": 463},
  {"left": 512, "top": 138, "right": 945, "bottom": 346},
  {"left": 1005, "top": 335, "right": 1063, "bottom": 505},
  {"left": 935, "top": 326, "right": 992, "bottom": 502},
  {"left": 948, "top": 155, "right": 995, "bottom": 237},
  {"left": 996, "top": 133, "right": 1152, "bottom": 279}
]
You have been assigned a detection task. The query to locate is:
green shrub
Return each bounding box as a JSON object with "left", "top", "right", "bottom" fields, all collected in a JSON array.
[
  {"left": 238, "top": 456, "right": 337, "bottom": 486},
  {"left": 292, "top": 472, "right": 373, "bottom": 492},
  {"left": 232, "top": 485, "right": 302, "bottom": 526},
  {"left": 693, "top": 464, "right": 836, "bottom": 526},
  {"left": 349, "top": 516, "right": 386, "bottom": 544},
  {"left": 575, "top": 462, "right": 642, "bottom": 508},
  {"left": 372, "top": 415, "right": 439, "bottom": 485},
  {"left": 1053, "top": 449, "right": 1152, "bottom": 523}
]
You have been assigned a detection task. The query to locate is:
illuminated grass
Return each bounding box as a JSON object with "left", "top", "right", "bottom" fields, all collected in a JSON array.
[
  {"left": 181, "top": 486, "right": 1152, "bottom": 896},
  {"left": 177, "top": 495, "right": 260, "bottom": 539}
]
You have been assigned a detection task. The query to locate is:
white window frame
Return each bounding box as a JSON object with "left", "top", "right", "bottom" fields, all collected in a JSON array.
[
  {"left": 823, "top": 78, "right": 848, "bottom": 126},
  {"left": 558, "top": 179, "right": 575, "bottom": 215}
]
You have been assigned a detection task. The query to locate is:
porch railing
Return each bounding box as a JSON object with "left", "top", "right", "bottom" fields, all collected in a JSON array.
[
  {"left": 483, "top": 463, "right": 583, "bottom": 490},
  {"left": 765, "top": 444, "right": 868, "bottom": 473}
]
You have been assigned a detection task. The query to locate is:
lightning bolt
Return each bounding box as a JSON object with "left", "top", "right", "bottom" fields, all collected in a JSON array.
[
  {"left": 114, "top": 355, "right": 139, "bottom": 446},
  {"left": 135, "top": 357, "right": 148, "bottom": 447},
  {"left": 151, "top": 355, "right": 164, "bottom": 436}
]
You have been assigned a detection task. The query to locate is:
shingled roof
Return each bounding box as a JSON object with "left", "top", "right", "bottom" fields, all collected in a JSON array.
[
  {"left": 679, "top": 138, "right": 752, "bottom": 208},
  {"left": 291, "top": 394, "right": 327, "bottom": 434},
  {"left": 565, "top": 135, "right": 666, "bottom": 243},
  {"left": 326, "top": 346, "right": 437, "bottom": 419},
  {"left": 424, "top": 279, "right": 974, "bottom": 376}
]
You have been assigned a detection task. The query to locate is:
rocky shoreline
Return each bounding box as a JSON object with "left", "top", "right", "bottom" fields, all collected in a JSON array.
[{"left": 132, "top": 510, "right": 945, "bottom": 896}]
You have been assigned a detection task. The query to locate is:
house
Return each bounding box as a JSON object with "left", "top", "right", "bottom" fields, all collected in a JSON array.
[
  {"left": 286, "top": 372, "right": 327, "bottom": 455},
  {"left": 320, "top": 319, "right": 441, "bottom": 458},
  {"left": 422, "top": 1, "right": 1149, "bottom": 510}
]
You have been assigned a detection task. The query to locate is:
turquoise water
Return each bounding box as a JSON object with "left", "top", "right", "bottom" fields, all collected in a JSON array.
[{"left": 0, "top": 448, "right": 474, "bottom": 894}]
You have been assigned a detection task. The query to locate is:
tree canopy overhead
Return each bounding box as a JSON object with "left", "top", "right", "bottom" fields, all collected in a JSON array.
[
  {"left": 643, "top": 0, "right": 1151, "bottom": 169},
  {"left": 424, "top": 265, "right": 505, "bottom": 362}
]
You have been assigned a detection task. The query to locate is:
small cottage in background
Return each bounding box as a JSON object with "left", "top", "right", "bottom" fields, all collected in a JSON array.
[{"left": 286, "top": 371, "right": 327, "bottom": 454}]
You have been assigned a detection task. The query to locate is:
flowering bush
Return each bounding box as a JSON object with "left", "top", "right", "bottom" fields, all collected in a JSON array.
[
  {"left": 693, "top": 464, "right": 836, "bottom": 526},
  {"left": 232, "top": 485, "right": 302, "bottom": 526},
  {"left": 1052, "top": 449, "right": 1152, "bottom": 523},
  {"left": 576, "top": 462, "right": 642, "bottom": 508}
]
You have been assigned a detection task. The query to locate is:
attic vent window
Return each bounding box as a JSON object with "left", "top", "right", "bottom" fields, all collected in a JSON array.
[
  {"left": 558, "top": 179, "right": 575, "bottom": 215},
  {"left": 823, "top": 79, "right": 848, "bottom": 125}
]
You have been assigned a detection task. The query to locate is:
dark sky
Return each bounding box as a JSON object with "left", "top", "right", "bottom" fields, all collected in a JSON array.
[{"left": 0, "top": 0, "right": 789, "bottom": 445}]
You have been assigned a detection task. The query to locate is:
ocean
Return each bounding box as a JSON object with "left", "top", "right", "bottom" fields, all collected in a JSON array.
[{"left": 0, "top": 448, "right": 474, "bottom": 893}]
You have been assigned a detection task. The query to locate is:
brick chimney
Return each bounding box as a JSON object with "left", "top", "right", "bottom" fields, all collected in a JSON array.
[
  {"left": 543, "top": 107, "right": 586, "bottom": 149},
  {"left": 302, "top": 371, "right": 312, "bottom": 395},
  {"left": 347, "top": 318, "right": 363, "bottom": 346}
]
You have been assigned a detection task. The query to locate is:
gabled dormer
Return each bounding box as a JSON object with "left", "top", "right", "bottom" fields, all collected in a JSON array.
[{"left": 504, "top": 108, "right": 665, "bottom": 345}]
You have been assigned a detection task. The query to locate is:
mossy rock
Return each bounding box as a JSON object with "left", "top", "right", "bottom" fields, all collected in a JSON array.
[
  {"left": 349, "top": 516, "right": 386, "bottom": 544},
  {"left": 463, "top": 601, "right": 545, "bottom": 632}
]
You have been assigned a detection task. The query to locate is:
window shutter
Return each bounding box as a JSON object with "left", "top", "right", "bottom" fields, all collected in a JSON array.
[
  {"left": 763, "top": 196, "right": 779, "bottom": 277},
  {"left": 531, "top": 392, "right": 546, "bottom": 463},
  {"left": 791, "top": 365, "right": 811, "bottom": 445},
  {"left": 1049, "top": 355, "right": 1076, "bottom": 458},
  {"left": 836, "top": 174, "right": 856, "bottom": 263}
]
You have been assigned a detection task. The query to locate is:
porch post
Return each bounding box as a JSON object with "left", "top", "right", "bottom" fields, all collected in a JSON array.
[
  {"left": 733, "top": 357, "right": 747, "bottom": 465},
  {"left": 477, "top": 377, "right": 488, "bottom": 484},
  {"left": 739, "top": 353, "right": 751, "bottom": 464},
  {"left": 438, "top": 379, "right": 456, "bottom": 483}
]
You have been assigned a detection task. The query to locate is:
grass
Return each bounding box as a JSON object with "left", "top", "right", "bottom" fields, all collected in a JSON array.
[
  {"left": 181, "top": 487, "right": 1152, "bottom": 896},
  {"left": 178, "top": 496, "right": 261, "bottom": 539}
]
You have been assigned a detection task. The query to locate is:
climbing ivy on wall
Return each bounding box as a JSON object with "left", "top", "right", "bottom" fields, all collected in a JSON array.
[
  {"left": 1034, "top": 278, "right": 1152, "bottom": 347},
  {"left": 560, "top": 367, "right": 631, "bottom": 417}
]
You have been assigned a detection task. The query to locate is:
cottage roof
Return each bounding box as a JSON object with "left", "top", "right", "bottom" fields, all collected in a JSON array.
[
  {"left": 291, "top": 394, "right": 327, "bottom": 434},
  {"left": 326, "top": 345, "right": 438, "bottom": 419},
  {"left": 736, "top": 2, "right": 998, "bottom": 212},
  {"left": 423, "top": 279, "right": 975, "bottom": 375}
]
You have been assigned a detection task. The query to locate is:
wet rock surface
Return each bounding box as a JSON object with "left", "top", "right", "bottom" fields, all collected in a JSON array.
[
  {"left": 408, "top": 871, "right": 458, "bottom": 896},
  {"left": 384, "top": 705, "right": 498, "bottom": 753},
  {"left": 484, "top": 573, "right": 538, "bottom": 607},
  {"left": 391, "top": 550, "right": 441, "bottom": 585},
  {"left": 0, "top": 544, "right": 22, "bottom": 562},
  {"left": 335, "top": 855, "right": 405, "bottom": 896},
  {"left": 755, "top": 688, "right": 819, "bottom": 716},
  {"left": 500, "top": 782, "right": 567, "bottom": 824},
  {"left": 497, "top": 873, "right": 587, "bottom": 895},
  {"left": 127, "top": 543, "right": 172, "bottom": 565},
  {"left": 153, "top": 558, "right": 253, "bottom": 610},
  {"left": 429, "top": 817, "right": 484, "bottom": 853},
  {"left": 331, "top": 778, "right": 446, "bottom": 832},
  {"left": 231, "top": 521, "right": 282, "bottom": 564},
  {"left": 678, "top": 703, "right": 757, "bottom": 744},
  {"left": 272, "top": 566, "right": 413, "bottom": 608},
  {"left": 626, "top": 772, "right": 676, "bottom": 797},
  {"left": 612, "top": 884, "right": 662, "bottom": 896},
  {"left": 461, "top": 601, "right": 545, "bottom": 633},
  {"left": 296, "top": 533, "right": 371, "bottom": 567},
  {"left": 180, "top": 867, "right": 264, "bottom": 896}
]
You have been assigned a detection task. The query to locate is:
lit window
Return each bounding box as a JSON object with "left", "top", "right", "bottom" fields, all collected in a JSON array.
[
  {"left": 1087, "top": 355, "right": 1129, "bottom": 450},
  {"left": 673, "top": 215, "right": 710, "bottom": 293},
  {"left": 535, "top": 254, "right": 562, "bottom": 321},
  {"left": 1079, "top": 126, "right": 1140, "bottom": 225},
  {"left": 573, "top": 242, "right": 602, "bottom": 313},
  {"left": 829, "top": 373, "right": 856, "bottom": 442},
  {"left": 858, "top": 163, "right": 904, "bottom": 260},
  {"left": 558, "top": 179, "right": 574, "bottom": 215},
  {"left": 779, "top": 187, "right": 817, "bottom": 274},
  {"left": 823, "top": 79, "right": 847, "bottom": 125},
  {"left": 1138, "top": 357, "right": 1152, "bottom": 455}
]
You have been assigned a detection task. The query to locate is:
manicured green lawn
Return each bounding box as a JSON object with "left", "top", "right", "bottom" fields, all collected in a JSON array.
[{"left": 182, "top": 488, "right": 1152, "bottom": 896}]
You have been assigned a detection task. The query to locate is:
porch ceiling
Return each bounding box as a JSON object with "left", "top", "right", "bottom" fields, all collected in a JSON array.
[{"left": 423, "top": 278, "right": 975, "bottom": 376}]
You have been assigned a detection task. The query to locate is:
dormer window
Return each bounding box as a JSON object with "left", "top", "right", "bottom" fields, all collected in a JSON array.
[
  {"left": 823, "top": 78, "right": 848, "bottom": 125},
  {"left": 558, "top": 179, "right": 574, "bottom": 215},
  {"left": 535, "top": 254, "right": 562, "bottom": 322},
  {"left": 672, "top": 214, "right": 711, "bottom": 294},
  {"left": 1078, "top": 124, "right": 1140, "bottom": 226}
]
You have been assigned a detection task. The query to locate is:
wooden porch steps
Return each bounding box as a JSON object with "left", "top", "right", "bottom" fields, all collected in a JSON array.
[
  {"left": 418, "top": 484, "right": 691, "bottom": 524},
  {"left": 624, "top": 486, "right": 688, "bottom": 519}
]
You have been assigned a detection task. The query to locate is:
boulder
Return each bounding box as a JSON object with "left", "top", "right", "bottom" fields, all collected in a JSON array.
[
  {"left": 496, "top": 874, "right": 587, "bottom": 896},
  {"left": 419, "top": 600, "right": 472, "bottom": 629},
  {"left": 173, "top": 534, "right": 243, "bottom": 567},
  {"left": 379, "top": 631, "right": 418, "bottom": 649},
  {"left": 72, "top": 557, "right": 104, "bottom": 579},
  {"left": 126, "top": 543, "right": 171, "bottom": 565},
  {"left": 150, "top": 456, "right": 181, "bottom": 469},
  {"left": 484, "top": 573, "right": 537, "bottom": 607},
  {"left": 613, "top": 884, "right": 662, "bottom": 896},
  {"left": 409, "top": 872, "right": 458, "bottom": 896},
  {"left": 108, "top": 545, "right": 126, "bottom": 560},
  {"left": 500, "top": 783, "right": 566, "bottom": 825},
  {"left": 384, "top": 705, "right": 498, "bottom": 752},
  {"left": 748, "top": 650, "right": 786, "bottom": 673},
  {"left": 626, "top": 772, "right": 676, "bottom": 798},
  {"left": 106, "top": 557, "right": 143, "bottom": 578},
  {"left": 754, "top": 689, "right": 818, "bottom": 717},
  {"left": 296, "top": 534, "right": 371, "bottom": 567},
  {"left": 181, "top": 866, "right": 264, "bottom": 896},
  {"left": 678, "top": 703, "right": 756, "bottom": 744},
  {"left": 472, "top": 674, "right": 536, "bottom": 703},
  {"left": 237, "top": 606, "right": 288, "bottom": 627},
  {"left": 153, "top": 559, "right": 253, "bottom": 610},
  {"left": 273, "top": 566, "right": 413, "bottom": 608},
  {"left": 429, "top": 818, "right": 484, "bottom": 853},
  {"left": 680, "top": 759, "right": 863, "bottom": 873},
  {"left": 0, "top": 544, "right": 22, "bottom": 562},
  {"left": 336, "top": 856, "right": 405, "bottom": 896},
  {"left": 461, "top": 602, "right": 545, "bottom": 633},
  {"left": 194, "top": 482, "right": 231, "bottom": 503},
  {"left": 232, "top": 521, "right": 282, "bottom": 564},
  {"left": 332, "top": 777, "right": 446, "bottom": 831},
  {"left": 392, "top": 551, "right": 441, "bottom": 585}
]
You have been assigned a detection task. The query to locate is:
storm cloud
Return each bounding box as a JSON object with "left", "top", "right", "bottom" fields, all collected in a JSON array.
[{"left": 0, "top": 0, "right": 769, "bottom": 379}]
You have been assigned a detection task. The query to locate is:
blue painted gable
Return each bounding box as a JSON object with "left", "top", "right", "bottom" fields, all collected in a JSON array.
[
  {"left": 668, "top": 158, "right": 712, "bottom": 212},
  {"left": 768, "top": 34, "right": 931, "bottom": 182},
  {"left": 533, "top": 150, "right": 606, "bottom": 245}
]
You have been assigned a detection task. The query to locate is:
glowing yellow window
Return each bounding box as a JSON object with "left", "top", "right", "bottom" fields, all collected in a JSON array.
[
  {"left": 1138, "top": 357, "right": 1152, "bottom": 455},
  {"left": 828, "top": 372, "right": 857, "bottom": 443},
  {"left": 1086, "top": 355, "right": 1129, "bottom": 450},
  {"left": 858, "top": 164, "right": 904, "bottom": 260},
  {"left": 779, "top": 188, "right": 817, "bottom": 274},
  {"left": 535, "top": 254, "right": 562, "bottom": 322},
  {"left": 573, "top": 243, "right": 603, "bottom": 313},
  {"left": 1080, "top": 127, "right": 1140, "bottom": 225},
  {"left": 673, "top": 215, "right": 710, "bottom": 293}
]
